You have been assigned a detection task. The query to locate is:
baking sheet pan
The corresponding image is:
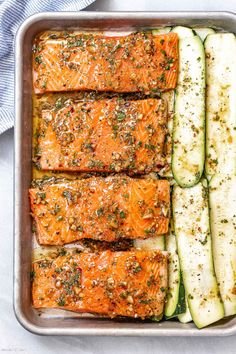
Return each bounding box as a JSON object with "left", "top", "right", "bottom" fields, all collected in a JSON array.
[{"left": 14, "top": 11, "right": 236, "bottom": 336}]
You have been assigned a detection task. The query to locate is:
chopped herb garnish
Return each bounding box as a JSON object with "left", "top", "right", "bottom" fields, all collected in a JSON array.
[
  {"left": 36, "top": 192, "right": 46, "bottom": 200},
  {"left": 96, "top": 207, "right": 104, "bottom": 217},
  {"left": 55, "top": 100, "right": 63, "bottom": 109},
  {"left": 54, "top": 204, "right": 61, "bottom": 214},
  {"left": 58, "top": 248, "right": 67, "bottom": 256},
  {"left": 62, "top": 190, "right": 72, "bottom": 201},
  {"left": 145, "top": 143, "right": 155, "bottom": 151},
  {"left": 117, "top": 112, "right": 126, "bottom": 121},
  {"left": 55, "top": 267, "right": 63, "bottom": 273},
  {"left": 57, "top": 296, "right": 66, "bottom": 306},
  {"left": 119, "top": 211, "right": 126, "bottom": 219},
  {"left": 35, "top": 55, "right": 43, "bottom": 64}
]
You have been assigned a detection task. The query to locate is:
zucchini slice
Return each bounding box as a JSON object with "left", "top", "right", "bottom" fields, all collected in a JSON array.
[
  {"left": 178, "top": 296, "right": 192, "bottom": 323},
  {"left": 172, "top": 26, "right": 195, "bottom": 39},
  {"left": 172, "top": 181, "right": 224, "bottom": 328},
  {"left": 153, "top": 27, "right": 172, "bottom": 35},
  {"left": 209, "top": 174, "right": 236, "bottom": 316},
  {"left": 194, "top": 27, "right": 215, "bottom": 42},
  {"left": 205, "top": 33, "right": 236, "bottom": 176},
  {"left": 172, "top": 29, "right": 205, "bottom": 187},
  {"left": 165, "top": 222, "right": 185, "bottom": 318}
]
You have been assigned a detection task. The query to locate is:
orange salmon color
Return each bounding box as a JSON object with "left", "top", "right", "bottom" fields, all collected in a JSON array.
[
  {"left": 32, "top": 32, "right": 178, "bottom": 94},
  {"left": 29, "top": 176, "right": 170, "bottom": 245},
  {"left": 32, "top": 249, "right": 168, "bottom": 319},
  {"left": 36, "top": 98, "right": 168, "bottom": 174}
]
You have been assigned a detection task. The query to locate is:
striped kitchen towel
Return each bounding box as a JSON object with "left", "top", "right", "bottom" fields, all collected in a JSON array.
[{"left": 0, "top": 0, "right": 95, "bottom": 134}]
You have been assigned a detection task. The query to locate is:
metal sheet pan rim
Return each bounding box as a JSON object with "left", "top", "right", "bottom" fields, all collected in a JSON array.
[{"left": 14, "top": 10, "right": 236, "bottom": 336}]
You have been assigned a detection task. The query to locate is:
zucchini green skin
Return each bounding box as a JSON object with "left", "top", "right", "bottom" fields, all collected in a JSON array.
[
  {"left": 173, "top": 181, "right": 224, "bottom": 328},
  {"left": 171, "top": 31, "right": 205, "bottom": 188},
  {"left": 205, "top": 33, "right": 236, "bottom": 176},
  {"left": 174, "top": 272, "right": 186, "bottom": 316},
  {"left": 209, "top": 174, "right": 236, "bottom": 316},
  {"left": 178, "top": 294, "right": 192, "bottom": 323},
  {"left": 194, "top": 27, "right": 215, "bottom": 42},
  {"left": 164, "top": 222, "right": 185, "bottom": 318}
]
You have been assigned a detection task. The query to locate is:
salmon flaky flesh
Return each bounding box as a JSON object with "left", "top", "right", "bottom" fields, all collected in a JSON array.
[
  {"left": 32, "top": 32, "right": 178, "bottom": 94},
  {"left": 32, "top": 249, "right": 168, "bottom": 319},
  {"left": 37, "top": 98, "right": 168, "bottom": 173},
  {"left": 29, "top": 176, "right": 170, "bottom": 245}
]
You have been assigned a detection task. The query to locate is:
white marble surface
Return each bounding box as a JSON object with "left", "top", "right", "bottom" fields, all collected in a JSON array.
[{"left": 0, "top": 0, "right": 236, "bottom": 353}]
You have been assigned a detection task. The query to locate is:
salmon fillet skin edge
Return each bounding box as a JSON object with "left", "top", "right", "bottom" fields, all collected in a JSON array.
[
  {"left": 32, "top": 249, "right": 168, "bottom": 319},
  {"left": 36, "top": 98, "right": 168, "bottom": 174},
  {"left": 29, "top": 176, "right": 170, "bottom": 245},
  {"left": 33, "top": 32, "right": 178, "bottom": 94}
]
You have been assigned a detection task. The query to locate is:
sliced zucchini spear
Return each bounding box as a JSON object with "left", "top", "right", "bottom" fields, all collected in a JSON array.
[
  {"left": 171, "top": 27, "right": 205, "bottom": 188},
  {"left": 152, "top": 27, "right": 172, "bottom": 35},
  {"left": 209, "top": 174, "right": 236, "bottom": 316},
  {"left": 205, "top": 33, "right": 236, "bottom": 176},
  {"left": 172, "top": 181, "right": 224, "bottom": 328},
  {"left": 165, "top": 221, "right": 185, "bottom": 318},
  {"left": 172, "top": 26, "right": 195, "bottom": 39},
  {"left": 178, "top": 296, "right": 192, "bottom": 324},
  {"left": 194, "top": 27, "right": 215, "bottom": 42}
]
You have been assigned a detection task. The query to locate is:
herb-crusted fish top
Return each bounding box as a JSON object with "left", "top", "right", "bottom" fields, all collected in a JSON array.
[
  {"left": 32, "top": 250, "right": 168, "bottom": 319},
  {"left": 33, "top": 32, "right": 179, "bottom": 94},
  {"left": 36, "top": 98, "right": 168, "bottom": 174},
  {"left": 29, "top": 176, "right": 170, "bottom": 245}
]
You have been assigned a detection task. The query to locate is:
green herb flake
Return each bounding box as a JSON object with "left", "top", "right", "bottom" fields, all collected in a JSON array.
[
  {"left": 96, "top": 207, "right": 104, "bottom": 217},
  {"left": 57, "top": 296, "right": 66, "bottom": 307},
  {"left": 117, "top": 112, "right": 126, "bottom": 121},
  {"left": 35, "top": 55, "right": 43, "bottom": 64},
  {"left": 62, "top": 190, "right": 72, "bottom": 201},
  {"left": 119, "top": 211, "right": 126, "bottom": 219},
  {"left": 36, "top": 192, "right": 46, "bottom": 200}
]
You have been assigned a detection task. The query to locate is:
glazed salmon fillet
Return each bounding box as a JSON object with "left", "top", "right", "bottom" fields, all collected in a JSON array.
[
  {"left": 37, "top": 98, "right": 168, "bottom": 173},
  {"left": 33, "top": 32, "right": 178, "bottom": 94},
  {"left": 29, "top": 176, "right": 170, "bottom": 245},
  {"left": 32, "top": 249, "right": 168, "bottom": 319}
]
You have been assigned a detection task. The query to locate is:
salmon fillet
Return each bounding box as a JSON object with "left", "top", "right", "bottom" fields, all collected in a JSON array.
[
  {"left": 36, "top": 98, "right": 167, "bottom": 173},
  {"left": 32, "top": 32, "right": 178, "bottom": 94},
  {"left": 32, "top": 249, "right": 168, "bottom": 319},
  {"left": 29, "top": 176, "right": 170, "bottom": 245}
]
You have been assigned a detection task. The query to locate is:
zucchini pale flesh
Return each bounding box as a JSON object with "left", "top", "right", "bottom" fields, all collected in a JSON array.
[
  {"left": 178, "top": 296, "right": 192, "bottom": 323},
  {"left": 172, "top": 29, "right": 205, "bottom": 187},
  {"left": 209, "top": 175, "right": 236, "bottom": 316},
  {"left": 165, "top": 222, "right": 185, "bottom": 318},
  {"left": 153, "top": 27, "right": 172, "bottom": 35},
  {"left": 173, "top": 181, "right": 224, "bottom": 328},
  {"left": 205, "top": 33, "right": 236, "bottom": 176},
  {"left": 194, "top": 27, "right": 215, "bottom": 42}
]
